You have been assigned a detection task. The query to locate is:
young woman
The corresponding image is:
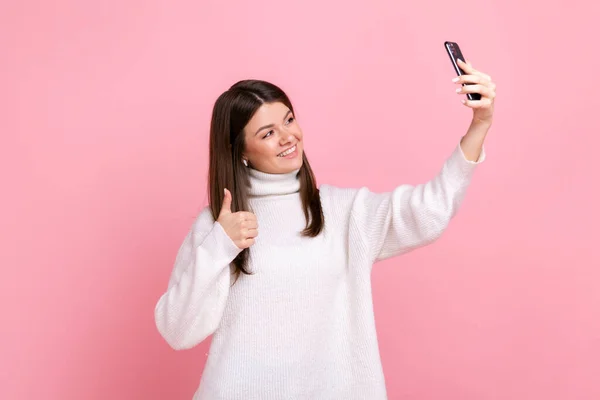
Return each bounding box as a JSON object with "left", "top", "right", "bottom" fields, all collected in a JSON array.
[{"left": 155, "top": 59, "right": 496, "bottom": 399}]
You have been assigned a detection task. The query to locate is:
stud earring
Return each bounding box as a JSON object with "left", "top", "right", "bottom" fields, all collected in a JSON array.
[{"left": 242, "top": 159, "right": 248, "bottom": 167}]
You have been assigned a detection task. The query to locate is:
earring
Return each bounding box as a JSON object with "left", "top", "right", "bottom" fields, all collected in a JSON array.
[{"left": 242, "top": 159, "right": 248, "bottom": 167}]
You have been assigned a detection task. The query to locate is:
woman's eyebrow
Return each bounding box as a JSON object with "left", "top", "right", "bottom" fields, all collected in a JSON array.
[{"left": 254, "top": 110, "right": 292, "bottom": 136}]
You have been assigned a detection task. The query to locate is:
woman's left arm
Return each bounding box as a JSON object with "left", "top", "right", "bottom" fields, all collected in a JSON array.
[
  {"left": 349, "top": 59, "right": 496, "bottom": 263},
  {"left": 456, "top": 58, "right": 496, "bottom": 161}
]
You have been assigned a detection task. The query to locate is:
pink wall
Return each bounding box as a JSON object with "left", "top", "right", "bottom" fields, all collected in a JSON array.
[{"left": 3, "top": 0, "right": 599, "bottom": 398}]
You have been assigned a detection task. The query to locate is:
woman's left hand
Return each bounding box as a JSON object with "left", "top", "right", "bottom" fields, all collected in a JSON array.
[{"left": 454, "top": 59, "right": 496, "bottom": 125}]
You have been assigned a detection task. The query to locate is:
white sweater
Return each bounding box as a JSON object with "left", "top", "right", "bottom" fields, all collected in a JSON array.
[{"left": 154, "top": 141, "right": 485, "bottom": 399}]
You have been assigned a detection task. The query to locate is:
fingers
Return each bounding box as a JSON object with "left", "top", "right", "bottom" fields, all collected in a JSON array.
[
  {"left": 237, "top": 211, "right": 256, "bottom": 221},
  {"left": 237, "top": 224, "right": 258, "bottom": 249},
  {"left": 219, "top": 192, "right": 257, "bottom": 221},
  {"left": 243, "top": 219, "right": 258, "bottom": 230},
  {"left": 241, "top": 218, "right": 258, "bottom": 239},
  {"left": 457, "top": 59, "right": 491, "bottom": 81},
  {"left": 245, "top": 227, "right": 258, "bottom": 239},
  {"left": 456, "top": 84, "right": 496, "bottom": 99},
  {"left": 237, "top": 212, "right": 258, "bottom": 248},
  {"left": 454, "top": 74, "right": 491, "bottom": 86},
  {"left": 462, "top": 97, "right": 493, "bottom": 108},
  {"left": 453, "top": 61, "right": 497, "bottom": 109},
  {"left": 219, "top": 188, "right": 232, "bottom": 217},
  {"left": 457, "top": 58, "right": 474, "bottom": 72},
  {"left": 218, "top": 202, "right": 259, "bottom": 249},
  {"left": 239, "top": 219, "right": 258, "bottom": 233},
  {"left": 231, "top": 226, "right": 258, "bottom": 249},
  {"left": 240, "top": 238, "right": 255, "bottom": 248}
]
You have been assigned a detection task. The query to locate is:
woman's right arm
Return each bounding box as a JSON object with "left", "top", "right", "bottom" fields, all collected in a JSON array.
[{"left": 154, "top": 207, "right": 242, "bottom": 350}]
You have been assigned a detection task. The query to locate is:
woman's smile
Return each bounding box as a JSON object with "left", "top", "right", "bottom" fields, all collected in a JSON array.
[{"left": 277, "top": 144, "right": 299, "bottom": 158}]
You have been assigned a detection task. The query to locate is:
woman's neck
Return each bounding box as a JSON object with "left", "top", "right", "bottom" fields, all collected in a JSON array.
[{"left": 246, "top": 168, "right": 301, "bottom": 197}]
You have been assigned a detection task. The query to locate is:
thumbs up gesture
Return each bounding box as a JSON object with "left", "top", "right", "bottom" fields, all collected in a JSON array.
[{"left": 217, "top": 188, "right": 258, "bottom": 249}]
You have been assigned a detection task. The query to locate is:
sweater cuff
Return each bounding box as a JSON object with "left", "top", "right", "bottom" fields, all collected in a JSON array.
[
  {"left": 202, "top": 221, "right": 243, "bottom": 264},
  {"left": 442, "top": 141, "right": 486, "bottom": 189}
]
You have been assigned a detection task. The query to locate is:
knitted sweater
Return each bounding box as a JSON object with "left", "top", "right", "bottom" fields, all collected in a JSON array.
[{"left": 154, "top": 141, "right": 485, "bottom": 399}]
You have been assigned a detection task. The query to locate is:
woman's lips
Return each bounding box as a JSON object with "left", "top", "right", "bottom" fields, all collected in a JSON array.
[{"left": 277, "top": 144, "right": 298, "bottom": 158}]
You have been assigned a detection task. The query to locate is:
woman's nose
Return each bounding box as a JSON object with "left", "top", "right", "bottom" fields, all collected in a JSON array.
[{"left": 279, "top": 130, "right": 294, "bottom": 144}]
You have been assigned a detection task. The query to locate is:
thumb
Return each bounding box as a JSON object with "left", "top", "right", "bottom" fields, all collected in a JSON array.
[{"left": 219, "top": 188, "right": 232, "bottom": 217}]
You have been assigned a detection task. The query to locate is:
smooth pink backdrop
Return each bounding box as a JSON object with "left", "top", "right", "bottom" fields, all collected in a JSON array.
[{"left": 3, "top": 0, "right": 599, "bottom": 399}]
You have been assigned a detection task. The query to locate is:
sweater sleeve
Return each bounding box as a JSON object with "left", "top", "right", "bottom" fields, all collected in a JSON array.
[
  {"left": 348, "top": 141, "right": 485, "bottom": 264},
  {"left": 154, "top": 207, "right": 242, "bottom": 350}
]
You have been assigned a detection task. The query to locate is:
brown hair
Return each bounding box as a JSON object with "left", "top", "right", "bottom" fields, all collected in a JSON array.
[{"left": 208, "top": 79, "right": 324, "bottom": 279}]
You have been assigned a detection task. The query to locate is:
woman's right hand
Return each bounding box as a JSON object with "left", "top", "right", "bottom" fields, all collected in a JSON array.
[{"left": 217, "top": 188, "right": 258, "bottom": 249}]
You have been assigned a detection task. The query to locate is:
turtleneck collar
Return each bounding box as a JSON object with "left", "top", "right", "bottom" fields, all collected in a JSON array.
[{"left": 246, "top": 167, "right": 301, "bottom": 197}]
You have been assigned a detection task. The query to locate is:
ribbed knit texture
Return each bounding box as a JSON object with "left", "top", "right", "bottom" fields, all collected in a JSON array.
[{"left": 154, "top": 141, "right": 486, "bottom": 399}]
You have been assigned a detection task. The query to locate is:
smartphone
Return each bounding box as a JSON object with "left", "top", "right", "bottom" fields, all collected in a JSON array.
[{"left": 444, "top": 41, "right": 481, "bottom": 101}]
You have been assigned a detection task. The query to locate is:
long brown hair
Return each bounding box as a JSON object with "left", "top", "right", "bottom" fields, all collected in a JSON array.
[{"left": 208, "top": 79, "right": 324, "bottom": 279}]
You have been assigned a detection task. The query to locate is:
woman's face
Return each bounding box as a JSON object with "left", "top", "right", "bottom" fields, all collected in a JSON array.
[{"left": 242, "top": 102, "right": 304, "bottom": 174}]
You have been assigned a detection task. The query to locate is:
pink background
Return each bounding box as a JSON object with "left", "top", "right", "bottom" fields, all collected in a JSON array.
[{"left": 2, "top": 0, "right": 599, "bottom": 398}]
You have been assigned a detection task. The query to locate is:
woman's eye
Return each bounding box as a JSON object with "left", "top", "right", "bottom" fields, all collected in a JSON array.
[
  {"left": 287, "top": 117, "right": 295, "bottom": 124},
  {"left": 263, "top": 130, "right": 273, "bottom": 139}
]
